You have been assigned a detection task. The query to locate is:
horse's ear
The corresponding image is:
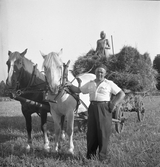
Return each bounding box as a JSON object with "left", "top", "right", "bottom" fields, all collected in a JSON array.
[
  {"left": 8, "top": 51, "right": 12, "bottom": 56},
  {"left": 40, "top": 51, "right": 46, "bottom": 59},
  {"left": 20, "top": 49, "right": 27, "bottom": 57},
  {"left": 58, "top": 48, "right": 63, "bottom": 56}
]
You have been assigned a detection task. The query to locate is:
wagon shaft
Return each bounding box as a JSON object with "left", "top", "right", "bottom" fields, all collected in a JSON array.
[
  {"left": 112, "top": 118, "right": 121, "bottom": 123},
  {"left": 112, "top": 117, "right": 126, "bottom": 124}
]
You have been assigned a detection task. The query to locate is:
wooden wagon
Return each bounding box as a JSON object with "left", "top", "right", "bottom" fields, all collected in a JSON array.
[{"left": 75, "top": 89, "right": 145, "bottom": 133}]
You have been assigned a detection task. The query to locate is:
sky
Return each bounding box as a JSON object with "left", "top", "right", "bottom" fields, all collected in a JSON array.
[{"left": 0, "top": 0, "right": 160, "bottom": 82}]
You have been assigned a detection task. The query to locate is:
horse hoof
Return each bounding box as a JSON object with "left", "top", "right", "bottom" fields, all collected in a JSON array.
[
  {"left": 55, "top": 146, "right": 59, "bottom": 153},
  {"left": 26, "top": 144, "right": 31, "bottom": 152},
  {"left": 44, "top": 144, "right": 50, "bottom": 152},
  {"left": 68, "top": 149, "right": 74, "bottom": 155},
  {"left": 61, "top": 133, "right": 66, "bottom": 141},
  {"left": 44, "top": 148, "right": 50, "bottom": 153}
]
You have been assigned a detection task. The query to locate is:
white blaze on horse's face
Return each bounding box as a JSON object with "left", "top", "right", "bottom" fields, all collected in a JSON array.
[
  {"left": 6, "top": 52, "right": 19, "bottom": 88},
  {"left": 6, "top": 49, "right": 27, "bottom": 88},
  {"left": 6, "top": 58, "right": 15, "bottom": 87},
  {"left": 42, "top": 51, "right": 63, "bottom": 94}
]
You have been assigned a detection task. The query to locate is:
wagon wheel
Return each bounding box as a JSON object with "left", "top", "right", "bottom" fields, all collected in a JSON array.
[
  {"left": 76, "top": 112, "right": 88, "bottom": 132},
  {"left": 77, "top": 119, "right": 87, "bottom": 132},
  {"left": 137, "top": 101, "right": 145, "bottom": 122},
  {"left": 114, "top": 104, "right": 124, "bottom": 133}
]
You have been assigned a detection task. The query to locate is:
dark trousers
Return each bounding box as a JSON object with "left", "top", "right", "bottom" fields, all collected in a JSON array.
[{"left": 86, "top": 102, "right": 112, "bottom": 161}]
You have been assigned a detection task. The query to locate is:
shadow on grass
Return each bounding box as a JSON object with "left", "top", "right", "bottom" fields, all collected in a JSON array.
[
  {"left": 0, "top": 115, "right": 86, "bottom": 144},
  {"left": 0, "top": 115, "right": 55, "bottom": 143}
]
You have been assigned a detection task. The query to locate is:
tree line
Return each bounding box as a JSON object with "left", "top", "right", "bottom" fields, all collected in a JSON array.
[
  {"left": 0, "top": 80, "right": 8, "bottom": 96},
  {"left": 153, "top": 54, "right": 160, "bottom": 90}
]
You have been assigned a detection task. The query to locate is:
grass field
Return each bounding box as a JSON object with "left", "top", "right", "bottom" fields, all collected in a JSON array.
[{"left": 0, "top": 96, "right": 160, "bottom": 167}]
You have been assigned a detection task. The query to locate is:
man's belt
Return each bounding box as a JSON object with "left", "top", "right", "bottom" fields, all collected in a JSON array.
[{"left": 91, "top": 101, "right": 109, "bottom": 105}]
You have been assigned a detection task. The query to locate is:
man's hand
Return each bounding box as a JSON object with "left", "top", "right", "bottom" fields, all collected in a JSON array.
[
  {"left": 65, "top": 81, "right": 72, "bottom": 88},
  {"left": 109, "top": 90, "right": 125, "bottom": 113},
  {"left": 65, "top": 82, "right": 81, "bottom": 93},
  {"left": 109, "top": 101, "right": 117, "bottom": 113}
]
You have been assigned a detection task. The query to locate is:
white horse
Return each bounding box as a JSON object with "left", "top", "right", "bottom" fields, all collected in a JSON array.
[{"left": 41, "top": 50, "right": 96, "bottom": 154}]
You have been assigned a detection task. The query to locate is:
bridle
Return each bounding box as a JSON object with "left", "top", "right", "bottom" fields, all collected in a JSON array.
[
  {"left": 9, "top": 62, "right": 45, "bottom": 96},
  {"left": 44, "top": 60, "right": 70, "bottom": 103},
  {"left": 16, "top": 67, "right": 25, "bottom": 91},
  {"left": 44, "top": 65, "right": 63, "bottom": 94}
]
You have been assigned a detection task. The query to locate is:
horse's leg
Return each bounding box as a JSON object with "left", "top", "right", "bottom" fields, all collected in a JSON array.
[
  {"left": 66, "top": 112, "right": 74, "bottom": 154},
  {"left": 61, "top": 115, "right": 66, "bottom": 140},
  {"left": 54, "top": 118, "right": 61, "bottom": 152},
  {"left": 40, "top": 110, "right": 50, "bottom": 152},
  {"left": 22, "top": 107, "right": 32, "bottom": 151},
  {"left": 50, "top": 107, "right": 61, "bottom": 152}
]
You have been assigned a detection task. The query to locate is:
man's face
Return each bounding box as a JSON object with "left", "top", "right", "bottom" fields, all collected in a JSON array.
[{"left": 95, "top": 67, "right": 106, "bottom": 81}]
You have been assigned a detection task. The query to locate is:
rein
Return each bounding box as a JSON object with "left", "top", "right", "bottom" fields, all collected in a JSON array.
[
  {"left": 25, "top": 64, "right": 38, "bottom": 89},
  {"left": 53, "top": 60, "right": 71, "bottom": 101},
  {"left": 70, "top": 64, "right": 95, "bottom": 83},
  {"left": 16, "top": 66, "right": 25, "bottom": 90}
]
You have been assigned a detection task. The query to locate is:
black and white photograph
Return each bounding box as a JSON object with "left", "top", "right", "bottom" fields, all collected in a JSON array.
[{"left": 0, "top": 0, "right": 160, "bottom": 166}]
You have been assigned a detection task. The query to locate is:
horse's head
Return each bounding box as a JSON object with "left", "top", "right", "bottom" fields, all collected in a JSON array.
[
  {"left": 41, "top": 49, "right": 63, "bottom": 94},
  {"left": 6, "top": 49, "right": 33, "bottom": 90}
]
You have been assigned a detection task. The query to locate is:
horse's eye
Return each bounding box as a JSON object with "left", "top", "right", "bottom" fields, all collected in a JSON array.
[{"left": 15, "top": 59, "right": 22, "bottom": 65}]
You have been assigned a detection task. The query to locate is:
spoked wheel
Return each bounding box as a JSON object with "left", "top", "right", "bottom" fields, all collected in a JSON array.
[
  {"left": 75, "top": 111, "right": 88, "bottom": 132},
  {"left": 77, "top": 119, "right": 87, "bottom": 132},
  {"left": 114, "top": 105, "right": 125, "bottom": 133}
]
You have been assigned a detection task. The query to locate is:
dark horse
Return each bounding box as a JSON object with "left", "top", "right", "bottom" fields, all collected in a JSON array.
[{"left": 6, "top": 49, "right": 51, "bottom": 151}]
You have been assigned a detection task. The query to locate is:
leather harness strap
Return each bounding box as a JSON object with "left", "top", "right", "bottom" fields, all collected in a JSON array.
[
  {"left": 50, "top": 60, "right": 81, "bottom": 111},
  {"left": 25, "top": 64, "right": 38, "bottom": 89}
]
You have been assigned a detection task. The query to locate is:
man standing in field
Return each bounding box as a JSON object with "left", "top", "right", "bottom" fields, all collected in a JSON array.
[
  {"left": 66, "top": 64, "right": 125, "bottom": 162},
  {"left": 95, "top": 31, "right": 110, "bottom": 58}
]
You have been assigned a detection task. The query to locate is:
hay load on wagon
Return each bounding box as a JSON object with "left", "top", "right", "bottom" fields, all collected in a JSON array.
[
  {"left": 72, "top": 46, "right": 157, "bottom": 133},
  {"left": 73, "top": 46, "right": 157, "bottom": 92}
]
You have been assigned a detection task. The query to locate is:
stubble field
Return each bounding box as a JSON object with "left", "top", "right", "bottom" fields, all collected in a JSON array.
[{"left": 1, "top": 96, "right": 160, "bottom": 167}]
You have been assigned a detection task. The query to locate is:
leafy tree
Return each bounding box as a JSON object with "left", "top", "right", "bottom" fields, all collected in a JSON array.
[
  {"left": 153, "top": 54, "right": 160, "bottom": 73},
  {"left": 153, "top": 54, "right": 160, "bottom": 90},
  {"left": 0, "top": 81, "right": 6, "bottom": 96},
  {"left": 73, "top": 46, "right": 157, "bottom": 92}
]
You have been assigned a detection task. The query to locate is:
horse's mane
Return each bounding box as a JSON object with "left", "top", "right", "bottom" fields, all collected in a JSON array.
[
  {"left": 42, "top": 52, "right": 63, "bottom": 92},
  {"left": 42, "top": 52, "right": 63, "bottom": 72},
  {"left": 23, "top": 57, "right": 34, "bottom": 70}
]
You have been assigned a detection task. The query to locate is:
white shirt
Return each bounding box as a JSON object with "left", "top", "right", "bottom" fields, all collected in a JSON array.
[{"left": 80, "top": 79, "right": 121, "bottom": 101}]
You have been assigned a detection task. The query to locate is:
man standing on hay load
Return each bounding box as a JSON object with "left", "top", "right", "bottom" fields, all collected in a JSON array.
[
  {"left": 95, "top": 31, "right": 111, "bottom": 58},
  {"left": 66, "top": 64, "right": 125, "bottom": 162}
]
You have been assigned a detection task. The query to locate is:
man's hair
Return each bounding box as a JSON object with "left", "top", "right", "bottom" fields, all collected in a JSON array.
[{"left": 96, "top": 64, "right": 107, "bottom": 71}]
